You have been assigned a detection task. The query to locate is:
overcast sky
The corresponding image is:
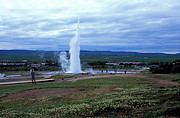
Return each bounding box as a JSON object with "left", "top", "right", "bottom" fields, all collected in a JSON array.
[{"left": 0, "top": 0, "right": 180, "bottom": 53}]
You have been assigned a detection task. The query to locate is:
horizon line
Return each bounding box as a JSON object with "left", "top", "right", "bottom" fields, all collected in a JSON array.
[{"left": 0, "top": 49, "right": 179, "bottom": 55}]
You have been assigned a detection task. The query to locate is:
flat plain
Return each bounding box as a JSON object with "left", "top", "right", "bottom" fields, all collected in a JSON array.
[{"left": 0, "top": 73, "right": 179, "bottom": 117}]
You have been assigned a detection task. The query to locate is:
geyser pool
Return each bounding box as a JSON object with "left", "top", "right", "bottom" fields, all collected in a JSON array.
[{"left": 0, "top": 73, "right": 5, "bottom": 79}]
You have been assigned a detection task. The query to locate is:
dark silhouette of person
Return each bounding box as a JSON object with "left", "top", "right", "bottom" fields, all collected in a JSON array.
[
  {"left": 101, "top": 69, "right": 103, "bottom": 73},
  {"left": 106, "top": 70, "right": 108, "bottom": 73},
  {"left": 31, "top": 69, "right": 36, "bottom": 84},
  {"left": 114, "top": 69, "right": 117, "bottom": 73}
]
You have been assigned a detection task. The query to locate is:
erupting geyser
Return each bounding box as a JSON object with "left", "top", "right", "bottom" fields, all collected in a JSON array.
[
  {"left": 59, "top": 19, "right": 82, "bottom": 73},
  {"left": 69, "top": 19, "right": 81, "bottom": 73},
  {"left": 59, "top": 51, "right": 69, "bottom": 72}
]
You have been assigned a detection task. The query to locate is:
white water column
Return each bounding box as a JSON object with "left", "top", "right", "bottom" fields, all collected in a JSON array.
[{"left": 69, "top": 19, "right": 81, "bottom": 73}]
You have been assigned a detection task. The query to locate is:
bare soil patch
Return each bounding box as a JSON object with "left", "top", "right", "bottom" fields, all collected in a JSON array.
[
  {"left": 152, "top": 79, "right": 179, "bottom": 87},
  {"left": 2, "top": 87, "right": 88, "bottom": 101}
]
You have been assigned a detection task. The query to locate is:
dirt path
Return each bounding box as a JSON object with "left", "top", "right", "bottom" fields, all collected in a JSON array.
[{"left": 63, "top": 74, "right": 147, "bottom": 82}]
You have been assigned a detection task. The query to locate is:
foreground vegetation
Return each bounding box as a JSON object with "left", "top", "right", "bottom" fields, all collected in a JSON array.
[{"left": 0, "top": 74, "right": 179, "bottom": 117}]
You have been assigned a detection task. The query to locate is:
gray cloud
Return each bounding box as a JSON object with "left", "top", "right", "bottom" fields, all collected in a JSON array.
[{"left": 0, "top": 0, "right": 180, "bottom": 53}]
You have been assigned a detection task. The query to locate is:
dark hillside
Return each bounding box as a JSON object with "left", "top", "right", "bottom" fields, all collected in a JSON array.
[{"left": 0, "top": 50, "right": 179, "bottom": 56}]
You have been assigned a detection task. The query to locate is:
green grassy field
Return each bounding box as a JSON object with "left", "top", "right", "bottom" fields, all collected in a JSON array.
[
  {"left": 1, "top": 51, "right": 179, "bottom": 72},
  {"left": 0, "top": 74, "right": 179, "bottom": 117},
  {"left": 0, "top": 53, "right": 179, "bottom": 64},
  {"left": 81, "top": 54, "right": 179, "bottom": 63}
]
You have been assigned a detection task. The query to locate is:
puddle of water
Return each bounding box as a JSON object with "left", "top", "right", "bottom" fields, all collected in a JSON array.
[
  {"left": 38, "top": 71, "right": 63, "bottom": 75},
  {"left": 0, "top": 74, "right": 22, "bottom": 79},
  {"left": 6, "top": 75, "right": 21, "bottom": 78},
  {"left": 0, "top": 73, "right": 5, "bottom": 77}
]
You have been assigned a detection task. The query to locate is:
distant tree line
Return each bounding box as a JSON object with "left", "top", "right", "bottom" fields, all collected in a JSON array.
[
  {"left": 150, "top": 60, "right": 180, "bottom": 74},
  {"left": 88, "top": 61, "right": 107, "bottom": 66}
]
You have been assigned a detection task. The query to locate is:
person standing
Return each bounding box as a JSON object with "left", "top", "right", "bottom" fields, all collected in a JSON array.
[
  {"left": 31, "top": 69, "right": 36, "bottom": 84},
  {"left": 101, "top": 69, "right": 103, "bottom": 73},
  {"left": 124, "top": 70, "right": 127, "bottom": 74}
]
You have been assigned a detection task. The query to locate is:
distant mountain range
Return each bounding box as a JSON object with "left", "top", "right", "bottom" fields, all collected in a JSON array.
[{"left": 0, "top": 50, "right": 179, "bottom": 56}]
